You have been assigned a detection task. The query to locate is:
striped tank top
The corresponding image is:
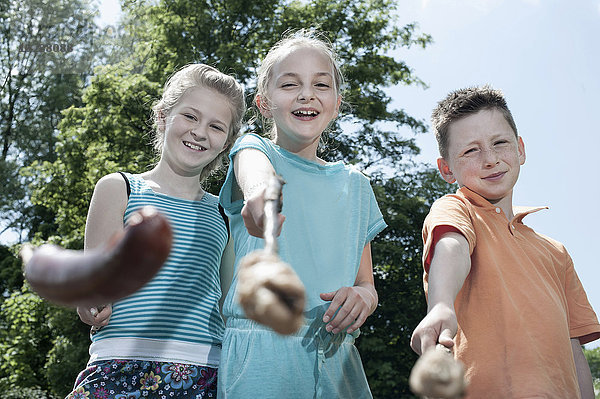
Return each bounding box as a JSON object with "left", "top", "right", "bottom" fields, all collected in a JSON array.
[{"left": 88, "top": 172, "right": 228, "bottom": 367}]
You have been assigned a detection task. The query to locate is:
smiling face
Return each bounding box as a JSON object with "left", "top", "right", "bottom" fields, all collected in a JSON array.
[
  {"left": 160, "top": 86, "right": 233, "bottom": 176},
  {"left": 258, "top": 46, "right": 341, "bottom": 160},
  {"left": 437, "top": 108, "right": 526, "bottom": 209}
]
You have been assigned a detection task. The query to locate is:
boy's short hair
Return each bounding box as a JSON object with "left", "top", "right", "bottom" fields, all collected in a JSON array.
[{"left": 431, "top": 85, "right": 518, "bottom": 159}]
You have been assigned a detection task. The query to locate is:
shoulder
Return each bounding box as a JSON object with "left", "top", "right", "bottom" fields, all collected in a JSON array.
[
  {"left": 94, "top": 172, "right": 128, "bottom": 194},
  {"left": 338, "top": 163, "right": 372, "bottom": 184},
  {"left": 202, "top": 192, "right": 220, "bottom": 206},
  {"left": 430, "top": 193, "right": 470, "bottom": 214},
  {"left": 528, "top": 228, "right": 568, "bottom": 254},
  {"left": 425, "top": 193, "right": 475, "bottom": 240},
  {"left": 89, "top": 173, "right": 129, "bottom": 212},
  {"left": 232, "top": 133, "right": 273, "bottom": 153}
]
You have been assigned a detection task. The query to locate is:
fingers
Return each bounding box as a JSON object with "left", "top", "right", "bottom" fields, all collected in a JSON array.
[
  {"left": 241, "top": 200, "right": 264, "bottom": 237},
  {"left": 275, "top": 215, "right": 285, "bottom": 237},
  {"left": 77, "top": 304, "right": 112, "bottom": 327},
  {"left": 438, "top": 328, "right": 455, "bottom": 349},
  {"left": 410, "top": 304, "right": 458, "bottom": 355},
  {"left": 241, "top": 195, "right": 286, "bottom": 238},
  {"left": 410, "top": 326, "right": 438, "bottom": 356},
  {"left": 321, "top": 287, "right": 372, "bottom": 334}
]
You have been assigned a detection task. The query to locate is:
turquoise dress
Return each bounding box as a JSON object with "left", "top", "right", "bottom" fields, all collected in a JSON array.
[{"left": 218, "top": 134, "right": 387, "bottom": 398}]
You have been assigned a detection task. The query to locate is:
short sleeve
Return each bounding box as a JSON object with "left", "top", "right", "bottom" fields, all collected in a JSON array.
[
  {"left": 564, "top": 252, "right": 600, "bottom": 344},
  {"left": 218, "top": 133, "right": 273, "bottom": 215},
  {"left": 364, "top": 180, "right": 387, "bottom": 244},
  {"left": 422, "top": 195, "right": 476, "bottom": 271}
]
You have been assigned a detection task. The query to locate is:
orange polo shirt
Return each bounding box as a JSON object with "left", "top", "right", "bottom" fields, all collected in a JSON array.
[{"left": 422, "top": 187, "right": 600, "bottom": 399}]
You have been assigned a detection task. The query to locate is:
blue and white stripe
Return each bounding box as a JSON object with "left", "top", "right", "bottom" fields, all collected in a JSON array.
[{"left": 90, "top": 173, "right": 227, "bottom": 366}]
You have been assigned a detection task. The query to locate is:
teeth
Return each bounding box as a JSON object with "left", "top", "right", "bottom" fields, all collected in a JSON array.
[
  {"left": 184, "top": 141, "right": 205, "bottom": 151},
  {"left": 293, "top": 110, "right": 318, "bottom": 117}
]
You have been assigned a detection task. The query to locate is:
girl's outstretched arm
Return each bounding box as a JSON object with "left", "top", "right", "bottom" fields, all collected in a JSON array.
[
  {"left": 75, "top": 173, "right": 128, "bottom": 325},
  {"left": 233, "top": 149, "right": 285, "bottom": 237},
  {"left": 320, "top": 242, "right": 378, "bottom": 334}
]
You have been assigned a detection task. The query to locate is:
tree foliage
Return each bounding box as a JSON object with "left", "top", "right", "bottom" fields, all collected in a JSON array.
[
  {"left": 0, "top": 0, "right": 452, "bottom": 397},
  {"left": 0, "top": 0, "right": 100, "bottom": 241},
  {"left": 584, "top": 346, "right": 600, "bottom": 398}
]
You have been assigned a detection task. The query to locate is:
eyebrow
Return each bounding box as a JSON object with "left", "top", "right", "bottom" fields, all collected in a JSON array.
[
  {"left": 182, "top": 107, "right": 229, "bottom": 127},
  {"left": 277, "top": 72, "right": 333, "bottom": 80},
  {"left": 461, "top": 132, "right": 513, "bottom": 147}
]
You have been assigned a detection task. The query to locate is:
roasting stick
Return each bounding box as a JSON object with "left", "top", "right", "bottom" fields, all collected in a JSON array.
[
  {"left": 409, "top": 344, "right": 467, "bottom": 399},
  {"left": 237, "top": 174, "right": 306, "bottom": 335},
  {"left": 21, "top": 206, "right": 172, "bottom": 307}
]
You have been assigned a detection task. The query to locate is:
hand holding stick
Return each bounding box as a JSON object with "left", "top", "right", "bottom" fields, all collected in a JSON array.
[
  {"left": 237, "top": 174, "right": 306, "bottom": 335},
  {"left": 409, "top": 344, "right": 467, "bottom": 399},
  {"left": 21, "top": 206, "right": 172, "bottom": 307}
]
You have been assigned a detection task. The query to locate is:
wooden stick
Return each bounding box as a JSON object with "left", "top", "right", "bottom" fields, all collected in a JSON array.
[{"left": 237, "top": 174, "right": 306, "bottom": 335}]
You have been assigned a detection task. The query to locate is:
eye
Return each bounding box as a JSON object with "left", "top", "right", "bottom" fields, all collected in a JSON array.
[
  {"left": 315, "top": 82, "right": 331, "bottom": 88},
  {"left": 210, "top": 124, "right": 226, "bottom": 133},
  {"left": 494, "top": 139, "right": 509, "bottom": 145},
  {"left": 280, "top": 82, "right": 297, "bottom": 88},
  {"left": 183, "top": 113, "right": 197, "bottom": 121},
  {"left": 463, "top": 148, "right": 478, "bottom": 156}
]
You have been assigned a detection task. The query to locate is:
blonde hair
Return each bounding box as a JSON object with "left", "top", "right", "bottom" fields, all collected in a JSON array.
[
  {"left": 254, "top": 29, "right": 344, "bottom": 138},
  {"left": 152, "top": 64, "right": 245, "bottom": 181}
]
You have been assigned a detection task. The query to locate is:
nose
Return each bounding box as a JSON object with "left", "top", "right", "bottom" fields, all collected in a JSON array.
[
  {"left": 190, "top": 127, "right": 207, "bottom": 141},
  {"left": 297, "top": 85, "right": 315, "bottom": 102},
  {"left": 482, "top": 148, "right": 500, "bottom": 166}
]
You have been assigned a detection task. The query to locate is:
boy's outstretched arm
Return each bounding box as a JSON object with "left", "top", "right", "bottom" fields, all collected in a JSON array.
[
  {"left": 233, "top": 148, "right": 285, "bottom": 238},
  {"left": 571, "top": 338, "right": 594, "bottom": 399},
  {"left": 411, "top": 231, "right": 471, "bottom": 355}
]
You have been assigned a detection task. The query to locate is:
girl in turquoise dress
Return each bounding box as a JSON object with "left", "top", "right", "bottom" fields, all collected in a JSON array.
[{"left": 218, "top": 30, "right": 386, "bottom": 399}]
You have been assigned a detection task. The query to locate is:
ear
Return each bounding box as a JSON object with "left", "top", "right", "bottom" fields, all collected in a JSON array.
[
  {"left": 517, "top": 136, "right": 526, "bottom": 165},
  {"left": 333, "top": 95, "right": 342, "bottom": 118},
  {"left": 437, "top": 157, "right": 456, "bottom": 184},
  {"left": 157, "top": 110, "right": 167, "bottom": 132},
  {"left": 255, "top": 95, "right": 272, "bottom": 118}
]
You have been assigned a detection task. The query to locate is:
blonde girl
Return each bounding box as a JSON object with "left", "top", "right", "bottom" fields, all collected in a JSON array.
[{"left": 67, "top": 63, "right": 244, "bottom": 399}]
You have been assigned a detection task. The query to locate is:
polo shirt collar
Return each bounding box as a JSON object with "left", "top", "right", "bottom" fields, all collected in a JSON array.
[{"left": 457, "top": 186, "right": 548, "bottom": 225}]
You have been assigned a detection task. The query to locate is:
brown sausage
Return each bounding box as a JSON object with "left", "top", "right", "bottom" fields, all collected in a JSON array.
[{"left": 22, "top": 206, "right": 172, "bottom": 307}]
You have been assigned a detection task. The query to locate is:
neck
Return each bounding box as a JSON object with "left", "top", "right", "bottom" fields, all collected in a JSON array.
[
  {"left": 487, "top": 193, "right": 515, "bottom": 220},
  {"left": 143, "top": 162, "right": 204, "bottom": 201},
  {"left": 274, "top": 134, "right": 323, "bottom": 163}
]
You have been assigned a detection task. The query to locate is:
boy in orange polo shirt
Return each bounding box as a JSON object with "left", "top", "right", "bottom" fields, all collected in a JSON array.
[{"left": 410, "top": 85, "right": 600, "bottom": 398}]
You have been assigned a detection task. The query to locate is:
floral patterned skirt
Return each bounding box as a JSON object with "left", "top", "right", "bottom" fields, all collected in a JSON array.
[{"left": 66, "top": 359, "right": 217, "bottom": 399}]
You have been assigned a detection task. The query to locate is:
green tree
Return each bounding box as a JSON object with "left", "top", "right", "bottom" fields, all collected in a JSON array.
[
  {"left": 584, "top": 346, "right": 600, "bottom": 398},
  {"left": 0, "top": 0, "right": 100, "bottom": 242},
  {"left": 0, "top": 281, "right": 89, "bottom": 397}
]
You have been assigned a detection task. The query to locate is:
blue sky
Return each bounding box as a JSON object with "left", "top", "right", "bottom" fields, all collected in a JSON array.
[{"left": 96, "top": 0, "right": 600, "bottom": 346}]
